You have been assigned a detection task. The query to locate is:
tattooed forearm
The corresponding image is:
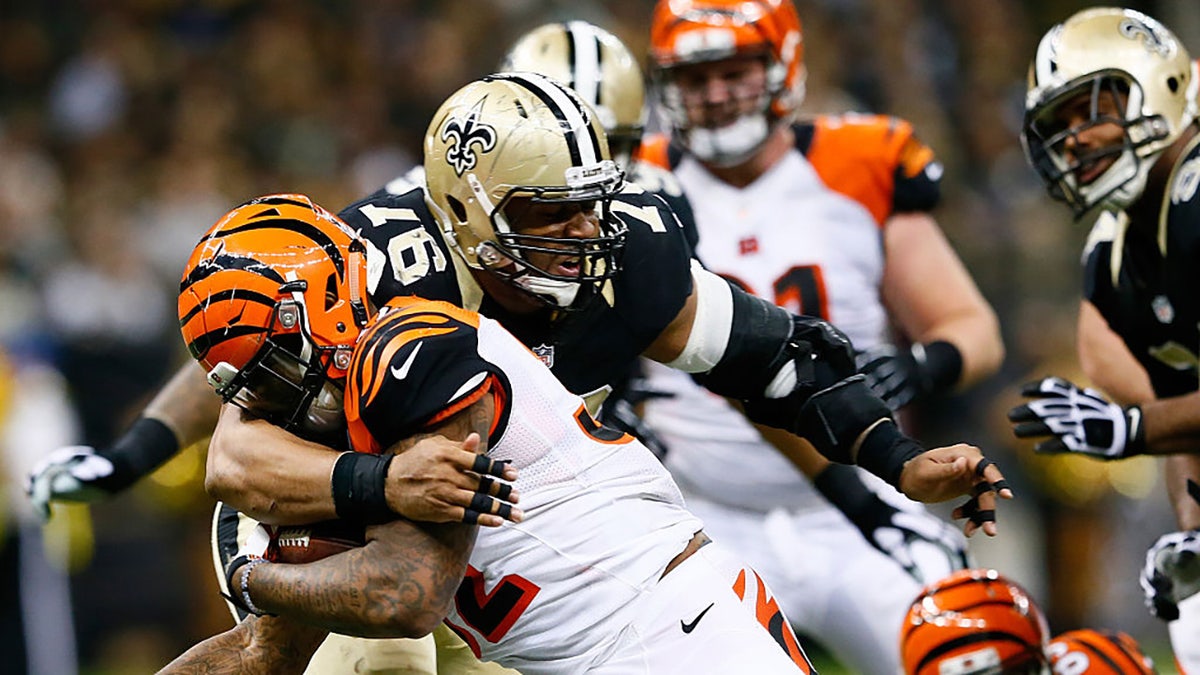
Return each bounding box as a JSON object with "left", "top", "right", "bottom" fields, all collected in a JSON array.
[
  {"left": 156, "top": 615, "right": 326, "bottom": 675},
  {"left": 250, "top": 518, "right": 475, "bottom": 638}
]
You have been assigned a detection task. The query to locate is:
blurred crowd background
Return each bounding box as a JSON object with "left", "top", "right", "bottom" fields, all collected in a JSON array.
[{"left": 2, "top": 0, "right": 1199, "bottom": 672}]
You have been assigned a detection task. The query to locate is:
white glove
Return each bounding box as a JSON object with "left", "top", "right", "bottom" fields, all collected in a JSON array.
[
  {"left": 815, "top": 464, "right": 970, "bottom": 584},
  {"left": 868, "top": 507, "right": 972, "bottom": 584},
  {"left": 1141, "top": 528, "right": 1200, "bottom": 622},
  {"left": 26, "top": 446, "right": 120, "bottom": 520},
  {"left": 1008, "top": 376, "right": 1144, "bottom": 459}
]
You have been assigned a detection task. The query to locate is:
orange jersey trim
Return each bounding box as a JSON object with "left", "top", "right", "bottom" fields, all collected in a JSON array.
[{"left": 803, "top": 114, "right": 927, "bottom": 227}]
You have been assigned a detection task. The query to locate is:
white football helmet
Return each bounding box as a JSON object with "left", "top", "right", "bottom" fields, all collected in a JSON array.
[
  {"left": 1023, "top": 7, "right": 1199, "bottom": 218},
  {"left": 500, "top": 21, "right": 646, "bottom": 169},
  {"left": 423, "top": 73, "right": 627, "bottom": 310}
]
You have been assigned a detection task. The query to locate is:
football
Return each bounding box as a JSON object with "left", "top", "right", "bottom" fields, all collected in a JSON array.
[{"left": 271, "top": 519, "right": 366, "bottom": 564}]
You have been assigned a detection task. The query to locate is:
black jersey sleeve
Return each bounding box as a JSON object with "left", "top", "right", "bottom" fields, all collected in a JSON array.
[
  {"left": 348, "top": 300, "right": 499, "bottom": 447},
  {"left": 608, "top": 185, "right": 695, "bottom": 344}
]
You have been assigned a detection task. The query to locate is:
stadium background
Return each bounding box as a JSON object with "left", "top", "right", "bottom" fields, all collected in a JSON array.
[{"left": 1, "top": 0, "right": 1198, "bottom": 672}]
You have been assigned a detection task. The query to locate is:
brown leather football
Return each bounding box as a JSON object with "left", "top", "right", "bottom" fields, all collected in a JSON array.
[{"left": 271, "top": 520, "right": 366, "bottom": 564}]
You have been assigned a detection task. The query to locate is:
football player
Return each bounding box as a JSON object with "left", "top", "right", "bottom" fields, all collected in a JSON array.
[
  {"left": 196, "top": 72, "right": 1007, "bottom": 672},
  {"left": 185, "top": 74, "right": 1010, "bottom": 534},
  {"left": 163, "top": 193, "right": 817, "bottom": 674},
  {"left": 899, "top": 568, "right": 1051, "bottom": 675},
  {"left": 628, "top": 1, "right": 1005, "bottom": 671},
  {"left": 1007, "top": 8, "right": 1200, "bottom": 668}
]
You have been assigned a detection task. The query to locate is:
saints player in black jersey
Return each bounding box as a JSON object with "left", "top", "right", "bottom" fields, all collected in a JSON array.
[
  {"left": 1008, "top": 7, "right": 1200, "bottom": 666},
  {"left": 202, "top": 73, "right": 1007, "bottom": 532},
  {"left": 32, "top": 71, "right": 1010, "bottom": 530}
]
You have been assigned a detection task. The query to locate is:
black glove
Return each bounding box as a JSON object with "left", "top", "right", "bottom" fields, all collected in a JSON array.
[
  {"left": 855, "top": 341, "right": 963, "bottom": 411},
  {"left": 1008, "top": 376, "right": 1144, "bottom": 459},
  {"left": 814, "top": 464, "right": 970, "bottom": 584}
]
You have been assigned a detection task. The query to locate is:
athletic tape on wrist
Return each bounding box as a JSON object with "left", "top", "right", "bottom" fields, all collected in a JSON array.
[
  {"left": 854, "top": 421, "right": 925, "bottom": 489},
  {"left": 331, "top": 451, "right": 395, "bottom": 524}
]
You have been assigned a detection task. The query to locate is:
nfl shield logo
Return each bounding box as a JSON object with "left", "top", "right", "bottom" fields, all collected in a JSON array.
[
  {"left": 532, "top": 343, "right": 555, "bottom": 368},
  {"left": 1152, "top": 295, "right": 1175, "bottom": 323}
]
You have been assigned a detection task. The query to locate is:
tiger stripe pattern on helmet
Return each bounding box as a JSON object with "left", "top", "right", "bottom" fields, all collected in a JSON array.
[
  {"left": 1047, "top": 629, "right": 1157, "bottom": 674},
  {"left": 178, "top": 194, "right": 369, "bottom": 409},
  {"left": 901, "top": 568, "right": 1050, "bottom": 675}
]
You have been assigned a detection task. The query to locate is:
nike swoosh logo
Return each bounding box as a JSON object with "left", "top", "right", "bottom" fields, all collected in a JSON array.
[
  {"left": 390, "top": 342, "right": 422, "bottom": 380},
  {"left": 681, "top": 602, "right": 714, "bottom": 634}
]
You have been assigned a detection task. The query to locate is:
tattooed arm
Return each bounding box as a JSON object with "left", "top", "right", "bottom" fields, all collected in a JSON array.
[
  {"left": 156, "top": 615, "right": 327, "bottom": 675},
  {"left": 235, "top": 399, "right": 493, "bottom": 638}
]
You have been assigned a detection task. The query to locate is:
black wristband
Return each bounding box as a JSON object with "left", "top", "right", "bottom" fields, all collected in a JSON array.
[
  {"left": 812, "top": 463, "right": 877, "bottom": 520},
  {"left": 331, "top": 452, "right": 396, "bottom": 524},
  {"left": 920, "top": 340, "right": 963, "bottom": 393},
  {"left": 854, "top": 420, "right": 925, "bottom": 489},
  {"left": 96, "top": 417, "right": 181, "bottom": 492}
]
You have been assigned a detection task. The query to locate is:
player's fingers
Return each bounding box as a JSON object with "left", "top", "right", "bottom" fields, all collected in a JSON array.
[
  {"left": 1010, "top": 418, "right": 1050, "bottom": 437},
  {"left": 973, "top": 457, "right": 1014, "bottom": 499},
  {"left": 471, "top": 454, "right": 517, "bottom": 481},
  {"left": 1019, "top": 380, "right": 1048, "bottom": 397},
  {"left": 477, "top": 476, "right": 518, "bottom": 503},
  {"left": 952, "top": 494, "right": 996, "bottom": 537},
  {"left": 469, "top": 491, "right": 523, "bottom": 523}
]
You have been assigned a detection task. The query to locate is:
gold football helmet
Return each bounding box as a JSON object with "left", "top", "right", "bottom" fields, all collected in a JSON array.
[
  {"left": 501, "top": 21, "right": 646, "bottom": 168},
  {"left": 1023, "top": 7, "right": 1199, "bottom": 217},
  {"left": 423, "top": 73, "right": 627, "bottom": 310},
  {"left": 648, "top": 0, "right": 805, "bottom": 166}
]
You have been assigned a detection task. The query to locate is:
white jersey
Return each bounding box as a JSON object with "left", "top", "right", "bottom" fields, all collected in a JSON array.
[
  {"left": 346, "top": 297, "right": 703, "bottom": 673},
  {"left": 639, "top": 115, "right": 944, "bottom": 513}
]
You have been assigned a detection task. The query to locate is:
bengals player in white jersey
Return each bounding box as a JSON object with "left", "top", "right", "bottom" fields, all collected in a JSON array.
[
  {"left": 631, "top": 1, "right": 1005, "bottom": 672},
  {"left": 162, "top": 194, "right": 816, "bottom": 674},
  {"left": 1009, "top": 8, "right": 1200, "bottom": 669}
]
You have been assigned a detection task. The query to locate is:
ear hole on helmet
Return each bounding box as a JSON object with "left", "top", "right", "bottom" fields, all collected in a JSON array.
[
  {"left": 1167, "top": 76, "right": 1180, "bottom": 93},
  {"left": 447, "top": 195, "right": 468, "bottom": 222},
  {"left": 324, "top": 273, "right": 337, "bottom": 311}
]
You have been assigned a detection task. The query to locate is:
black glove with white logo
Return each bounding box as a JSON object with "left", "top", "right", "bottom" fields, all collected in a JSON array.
[{"left": 1008, "top": 376, "right": 1144, "bottom": 459}]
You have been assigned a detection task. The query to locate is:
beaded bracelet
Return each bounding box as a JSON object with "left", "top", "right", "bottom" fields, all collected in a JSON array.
[{"left": 239, "top": 558, "right": 271, "bottom": 617}]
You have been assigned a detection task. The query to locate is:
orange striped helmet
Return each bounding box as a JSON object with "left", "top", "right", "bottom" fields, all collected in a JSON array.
[
  {"left": 178, "top": 194, "right": 370, "bottom": 436},
  {"left": 1047, "top": 629, "right": 1156, "bottom": 674},
  {"left": 648, "top": 0, "right": 805, "bottom": 165},
  {"left": 901, "top": 569, "right": 1050, "bottom": 675}
]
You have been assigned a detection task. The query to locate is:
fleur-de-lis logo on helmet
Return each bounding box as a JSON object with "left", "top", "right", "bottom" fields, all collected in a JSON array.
[
  {"left": 441, "top": 98, "right": 497, "bottom": 176},
  {"left": 1119, "top": 15, "right": 1175, "bottom": 59}
]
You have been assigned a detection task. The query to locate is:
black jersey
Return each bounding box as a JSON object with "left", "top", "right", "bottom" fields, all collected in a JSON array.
[
  {"left": 1083, "top": 135, "right": 1200, "bottom": 398},
  {"left": 337, "top": 174, "right": 694, "bottom": 399}
]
